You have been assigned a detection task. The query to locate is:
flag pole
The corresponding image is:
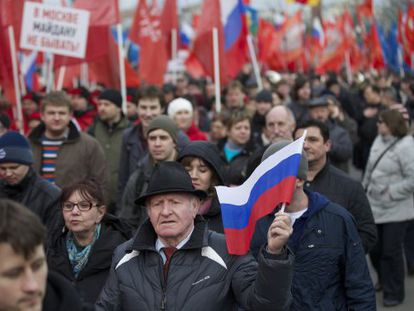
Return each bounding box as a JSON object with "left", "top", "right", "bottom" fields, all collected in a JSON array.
[
  {"left": 247, "top": 34, "right": 263, "bottom": 91},
  {"left": 171, "top": 28, "right": 178, "bottom": 84},
  {"left": 345, "top": 51, "right": 353, "bottom": 84},
  {"left": 397, "top": 47, "right": 404, "bottom": 78},
  {"left": 80, "top": 62, "right": 89, "bottom": 88},
  {"left": 7, "top": 26, "right": 24, "bottom": 135},
  {"left": 19, "top": 73, "right": 27, "bottom": 96},
  {"left": 279, "top": 202, "right": 286, "bottom": 213},
  {"left": 46, "top": 53, "right": 55, "bottom": 92},
  {"left": 212, "top": 27, "right": 221, "bottom": 113},
  {"left": 56, "top": 66, "right": 66, "bottom": 91},
  {"left": 116, "top": 23, "right": 127, "bottom": 115}
]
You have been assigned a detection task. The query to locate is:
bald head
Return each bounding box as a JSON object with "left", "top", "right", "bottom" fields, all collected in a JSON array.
[{"left": 265, "top": 105, "right": 296, "bottom": 143}]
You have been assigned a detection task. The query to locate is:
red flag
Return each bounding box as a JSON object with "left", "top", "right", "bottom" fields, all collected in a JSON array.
[
  {"left": 398, "top": 9, "right": 412, "bottom": 68},
  {"left": 368, "top": 22, "right": 385, "bottom": 70},
  {"left": 405, "top": 4, "right": 414, "bottom": 52},
  {"left": 185, "top": 0, "right": 227, "bottom": 84},
  {"left": 129, "top": 0, "right": 168, "bottom": 85},
  {"left": 54, "top": 26, "right": 111, "bottom": 68},
  {"left": 160, "top": 0, "right": 178, "bottom": 59},
  {"left": 316, "top": 19, "right": 347, "bottom": 74},
  {"left": 54, "top": 0, "right": 120, "bottom": 68},
  {"left": 258, "top": 12, "right": 304, "bottom": 71},
  {"left": 73, "top": 0, "right": 119, "bottom": 26}
]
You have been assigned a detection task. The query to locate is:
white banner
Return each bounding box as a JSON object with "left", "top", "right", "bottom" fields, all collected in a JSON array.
[{"left": 20, "top": 2, "right": 90, "bottom": 58}]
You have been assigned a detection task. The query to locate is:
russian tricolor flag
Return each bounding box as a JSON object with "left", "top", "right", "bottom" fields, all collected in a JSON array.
[
  {"left": 221, "top": 0, "right": 248, "bottom": 77},
  {"left": 216, "top": 133, "right": 306, "bottom": 255}
]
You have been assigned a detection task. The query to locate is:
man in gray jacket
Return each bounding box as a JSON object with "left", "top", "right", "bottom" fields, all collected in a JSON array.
[{"left": 97, "top": 161, "right": 294, "bottom": 311}]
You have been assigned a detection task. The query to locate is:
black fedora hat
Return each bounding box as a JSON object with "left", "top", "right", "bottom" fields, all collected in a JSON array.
[{"left": 135, "top": 162, "right": 207, "bottom": 205}]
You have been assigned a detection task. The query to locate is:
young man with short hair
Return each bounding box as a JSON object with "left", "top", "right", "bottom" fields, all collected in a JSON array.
[
  {"left": 0, "top": 199, "right": 82, "bottom": 311},
  {"left": 117, "top": 86, "right": 189, "bottom": 199},
  {"left": 28, "top": 91, "right": 108, "bottom": 191},
  {"left": 119, "top": 115, "right": 179, "bottom": 229}
]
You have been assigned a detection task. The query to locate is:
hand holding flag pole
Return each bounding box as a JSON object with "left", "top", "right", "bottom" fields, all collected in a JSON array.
[{"left": 267, "top": 211, "right": 293, "bottom": 254}]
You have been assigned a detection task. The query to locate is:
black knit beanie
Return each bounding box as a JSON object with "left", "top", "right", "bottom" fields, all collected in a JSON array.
[{"left": 99, "top": 89, "right": 123, "bottom": 108}]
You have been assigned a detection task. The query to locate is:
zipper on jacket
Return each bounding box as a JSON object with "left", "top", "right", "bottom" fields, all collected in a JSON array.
[{"left": 161, "top": 292, "right": 166, "bottom": 310}]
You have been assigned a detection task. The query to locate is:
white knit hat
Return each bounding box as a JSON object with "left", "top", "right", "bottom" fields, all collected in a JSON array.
[{"left": 167, "top": 97, "right": 193, "bottom": 118}]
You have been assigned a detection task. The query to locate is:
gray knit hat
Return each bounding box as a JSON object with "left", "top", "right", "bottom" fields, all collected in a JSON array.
[
  {"left": 146, "top": 115, "right": 178, "bottom": 143},
  {"left": 261, "top": 140, "right": 308, "bottom": 180}
]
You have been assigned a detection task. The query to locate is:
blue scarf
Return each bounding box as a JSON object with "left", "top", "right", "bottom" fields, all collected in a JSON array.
[{"left": 66, "top": 223, "right": 101, "bottom": 278}]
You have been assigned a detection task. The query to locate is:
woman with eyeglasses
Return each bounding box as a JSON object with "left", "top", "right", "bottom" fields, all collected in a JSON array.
[
  {"left": 362, "top": 109, "right": 414, "bottom": 307},
  {"left": 46, "top": 179, "right": 132, "bottom": 306}
]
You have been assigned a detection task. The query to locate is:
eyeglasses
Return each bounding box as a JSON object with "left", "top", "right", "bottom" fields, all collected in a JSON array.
[{"left": 62, "top": 201, "right": 96, "bottom": 211}]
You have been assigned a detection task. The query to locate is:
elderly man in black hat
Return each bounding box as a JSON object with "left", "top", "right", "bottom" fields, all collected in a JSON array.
[{"left": 97, "top": 161, "right": 294, "bottom": 311}]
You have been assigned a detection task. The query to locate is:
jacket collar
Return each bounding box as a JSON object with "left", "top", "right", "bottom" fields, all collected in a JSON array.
[
  {"left": 29, "top": 120, "right": 80, "bottom": 143},
  {"left": 129, "top": 215, "right": 208, "bottom": 252},
  {"left": 310, "top": 159, "right": 330, "bottom": 183}
]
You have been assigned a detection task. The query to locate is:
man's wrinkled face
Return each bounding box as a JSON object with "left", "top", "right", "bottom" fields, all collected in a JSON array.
[
  {"left": 265, "top": 107, "right": 295, "bottom": 143},
  {"left": 147, "top": 193, "right": 199, "bottom": 246},
  {"left": 0, "top": 244, "right": 47, "bottom": 311}
]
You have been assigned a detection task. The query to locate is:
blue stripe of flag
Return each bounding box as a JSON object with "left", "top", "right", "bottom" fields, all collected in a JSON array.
[{"left": 224, "top": 0, "right": 244, "bottom": 51}]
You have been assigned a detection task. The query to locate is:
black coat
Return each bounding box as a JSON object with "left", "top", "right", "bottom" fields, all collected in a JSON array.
[
  {"left": 43, "top": 271, "right": 83, "bottom": 311},
  {"left": 0, "top": 167, "right": 60, "bottom": 231},
  {"left": 251, "top": 191, "right": 376, "bottom": 311},
  {"left": 96, "top": 216, "right": 294, "bottom": 311},
  {"left": 46, "top": 214, "right": 132, "bottom": 306},
  {"left": 217, "top": 138, "right": 258, "bottom": 186},
  {"left": 304, "top": 162, "right": 377, "bottom": 253},
  {"left": 202, "top": 197, "right": 224, "bottom": 233}
]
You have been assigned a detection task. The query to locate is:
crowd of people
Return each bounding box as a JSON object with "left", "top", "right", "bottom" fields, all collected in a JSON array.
[{"left": 0, "top": 67, "right": 414, "bottom": 310}]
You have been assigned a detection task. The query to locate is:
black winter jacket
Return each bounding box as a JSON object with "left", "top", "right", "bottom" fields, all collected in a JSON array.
[
  {"left": 43, "top": 271, "right": 84, "bottom": 311},
  {"left": 96, "top": 216, "right": 294, "bottom": 311},
  {"left": 217, "top": 138, "right": 258, "bottom": 186},
  {"left": 304, "top": 162, "right": 377, "bottom": 253},
  {"left": 46, "top": 214, "right": 132, "bottom": 306},
  {"left": 250, "top": 191, "right": 376, "bottom": 311},
  {"left": 0, "top": 167, "right": 60, "bottom": 231}
]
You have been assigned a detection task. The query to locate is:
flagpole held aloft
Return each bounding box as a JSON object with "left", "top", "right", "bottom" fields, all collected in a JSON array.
[
  {"left": 171, "top": 28, "right": 178, "bottom": 84},
  {"left": 212, "top": 27, "right": 221, "bottom": 114},
  {"left": 56, "top": 66, "right": 66, "bottom": 91},
  {"left": 116, "top": 23, "right": 127, "bottom": 115},
  {"left": 247, "top": 34, "right": 263, "bottom": 91},
  {"left": 7, "top": 26, "right": 24, "bottom": 135}
]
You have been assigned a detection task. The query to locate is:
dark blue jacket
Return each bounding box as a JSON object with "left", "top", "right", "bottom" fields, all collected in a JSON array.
[{"left": 250, "top": 190, "right": 376, "bottom": 311}]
